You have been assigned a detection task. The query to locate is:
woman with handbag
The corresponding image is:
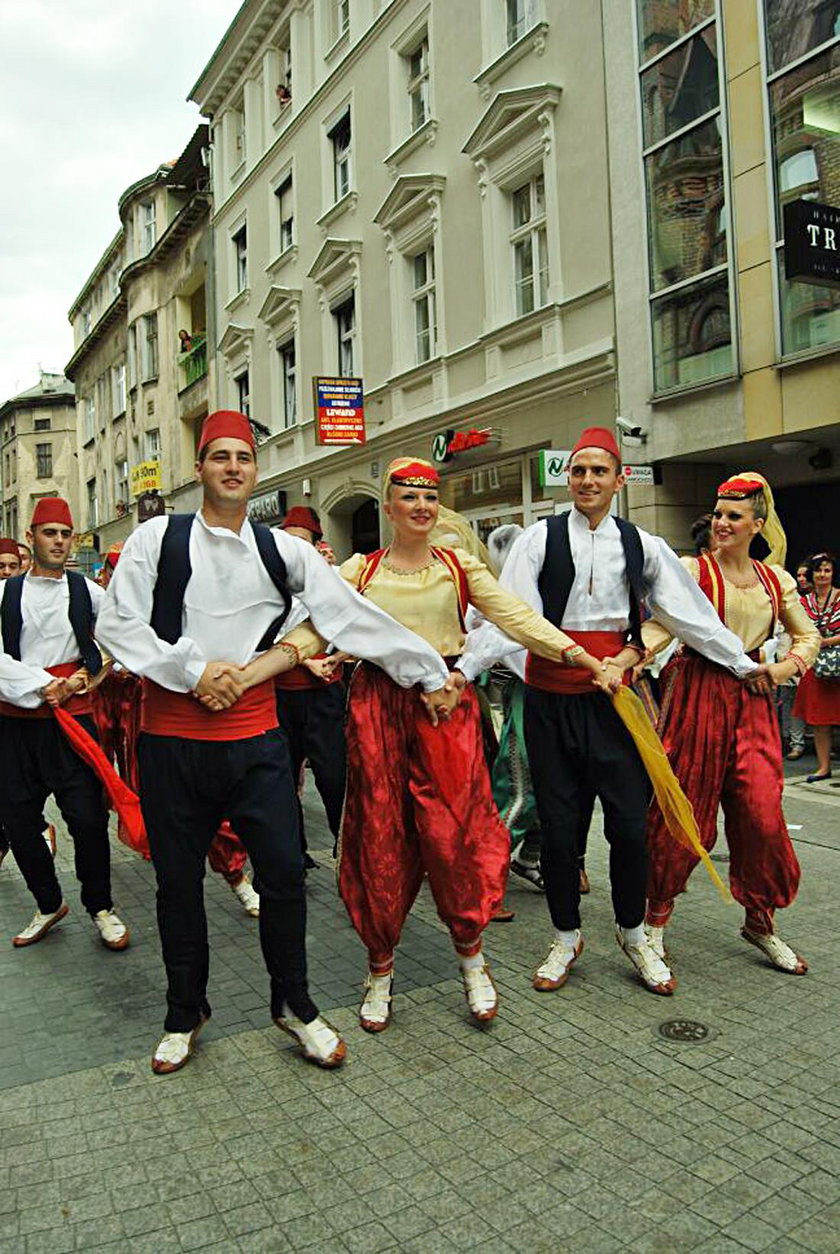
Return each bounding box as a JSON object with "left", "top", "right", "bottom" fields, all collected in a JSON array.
[
  {"left": 643, "top": 474, "right": 819, "bottom": 976},
  {"left": 793, "top": 552, "right": 840, "bottom": 783}
]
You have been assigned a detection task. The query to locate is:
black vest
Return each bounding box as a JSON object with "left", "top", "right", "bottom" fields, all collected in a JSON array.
[
  {"left": 150, "top": 514, "right": 292, "bottom": 651},
  {"left": 537, "top": 512, "right": 645, "bottom": 648},
  {"left": 0, "top": 571, "right": 102, "bottom": 675}
]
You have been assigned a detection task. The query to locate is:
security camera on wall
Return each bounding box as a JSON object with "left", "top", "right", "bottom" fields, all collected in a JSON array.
[{"left": 616, "top": 416, "right": 647, "bottom": 446}]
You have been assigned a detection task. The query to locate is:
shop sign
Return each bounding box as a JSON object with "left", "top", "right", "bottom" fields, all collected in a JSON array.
[
  {"left": 431, "top": 426, "right": 499, "bottom": 465},
  {"left": 538, "top": 449, "right": 571, "bottom": 487},
  {"left": 76, "top": 531, "right": 98, "bottom": 549},
  {"left": 247, "top": 488, "right": 287, "bottom": 525},
  {"left": 130, "top": 458, "right": 162, "bottom": 497},
  {"left": 313, "top": 377, "right": 366, "bottom": 445},
  {"left": 783, "top": 199, "right": 840, "bottom": 290},
  {"left": 622, "top": 464, "right": 655, "bottom": 486},
  {"left": 137, "top": 493, "right": 166, "bottom": 523}
]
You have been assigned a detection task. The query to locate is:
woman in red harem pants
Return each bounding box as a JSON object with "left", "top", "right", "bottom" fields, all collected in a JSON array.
[
  {"left": 332, "top": 456, "right": 612, "bottom": 1033},
  {"left": 643, "top": 474, "right": 819, "bottom": 976}
]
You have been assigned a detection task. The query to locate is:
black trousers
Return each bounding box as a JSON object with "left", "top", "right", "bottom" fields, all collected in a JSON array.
[
  {"left": 524, "top": 688, "right": 650, "bottom": 931},
  {"left": 138, "top": 728, "right": 315, "bottom": 1033},
  {"left": 0, "top": 715, "right": 112, "bottom": 916},
  {"left": 275, "top": 683, "right": 347, "bottom": 850}
]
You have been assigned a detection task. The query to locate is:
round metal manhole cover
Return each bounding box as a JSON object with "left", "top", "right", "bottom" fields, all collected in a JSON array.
[{"left": 659, "top": 1019, "right": 709, "bottom": 1042}]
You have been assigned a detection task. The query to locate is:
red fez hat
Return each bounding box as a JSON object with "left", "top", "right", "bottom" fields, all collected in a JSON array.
[
  {"left": 570, "top": 427, "right": 621, "bottom": 463},
  {"left": 198, "top": 410, "right": 255, "bottom": 455},
  {"left": 717, "top": 476, "right": 764, "bottom": 500},
  {"left": 104, "top": 542, "right": 123, "bottom": 569},
  {"left": 31, "top": 497, "right": 74, "bottom": 529},
  {"left": 281, "top": 506, "right": 323, "bottom": 539},
  {"left": 0, "top": 537, "right": 20, "bottom": 559}
]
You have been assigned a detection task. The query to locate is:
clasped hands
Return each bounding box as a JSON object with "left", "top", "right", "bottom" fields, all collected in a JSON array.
[{"left": 42, "top": 671, "right": 88, "bottom": 707}]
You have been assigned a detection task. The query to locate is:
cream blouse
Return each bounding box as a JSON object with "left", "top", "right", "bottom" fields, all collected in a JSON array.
[{"left": 642, "top": 558, "right": 820, "bottom": 669}]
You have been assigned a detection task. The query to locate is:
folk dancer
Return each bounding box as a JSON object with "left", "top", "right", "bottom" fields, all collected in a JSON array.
[
  {"left": 644, "top": 475, "right": 820, "bottom": 973},
  {"left": 458, "top": 428, "right": 763, "bottom": 997},
  {"left": 0, "top": 500, "right": 128, "bottom": 948}
]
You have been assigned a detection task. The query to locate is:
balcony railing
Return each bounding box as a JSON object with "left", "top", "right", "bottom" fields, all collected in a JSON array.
[{"left": 178, "top": 333, "right": 207, "bottom": 390}]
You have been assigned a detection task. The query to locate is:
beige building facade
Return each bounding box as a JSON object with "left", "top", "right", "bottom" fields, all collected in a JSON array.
[
  {"left": 190, "top": 0, "right": 619, "bottom": 555},
  {"left": 66, "top": 128, "right": 214, "bottom": 561},
  {"left": 604, "top": 0, "right": 840, "bottom": 561},
  {"left": 0, "top": 374, "right": 79, "bottom": 543}
]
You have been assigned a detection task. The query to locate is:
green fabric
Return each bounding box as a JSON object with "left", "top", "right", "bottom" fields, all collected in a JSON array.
[{"left": 491, "top": 677, "right": 540, "bottom": 845}]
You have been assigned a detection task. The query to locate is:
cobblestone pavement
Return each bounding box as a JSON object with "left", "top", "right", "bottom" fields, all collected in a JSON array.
[{"left": 0, "top": 755, "right": 838, "bottom": 1253}]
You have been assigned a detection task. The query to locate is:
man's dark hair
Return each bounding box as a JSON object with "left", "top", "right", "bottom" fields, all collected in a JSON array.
[{"left": 690, "top": 514, "right": 712, "bottom": 556}]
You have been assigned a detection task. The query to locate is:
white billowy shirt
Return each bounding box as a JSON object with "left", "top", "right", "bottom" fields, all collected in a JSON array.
[
  {"left": 96, "top": 511, "right": 450, "bottom": 693},
  {"left": 0, "top": 573, "right": 106, "bottom": 707},
  {"left": 456, "top": 508, "right": 758, "bottom": 681}
]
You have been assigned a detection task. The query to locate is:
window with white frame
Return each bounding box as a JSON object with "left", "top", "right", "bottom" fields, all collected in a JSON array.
[
  {"left": 233, "top": 98, "right": 246, "bottom": 167},
  {"left": 279, "top": 340, "right": 297, "bottom": 428},
  {"left": 34, "top": 417, "right": 51, "bottom": 432},
  {"left": 335, "top": 296, "right": 356, "bottom": 375},
  {"left": 412, "top": 247, "right": 437, "bottom": 362},
  {"left": 233, "top": 225, "right": 248, "bottom": 291},
  {"left": 406, "top": 35, "right": 430, "bottom": 132},
  {"left": 511, "top": 174, "right": 549, "bottom": 316},
  {"left": 86, "top": 478, "right": 98, "bottom": 528},
  {"left": 127, "top": 324, "right": 137, "bottom": 389},
  {"left": 145, "top": 428, "right": 161, "bottom": 460},
  {"left": 113, "top": 362, "right": 126, "bottom": 416},
  {"left": 333, "top": 0, "right": 350, "bottom": 41},
  {"left": 276, "top": 176, "right": 294, "bottom": 252},
  {"left": 236, "top": 369, "right": 251, "bottom": 417},
  {"left": 506, "top": 0, "right": 527, "bottom": 45},
  {"left": 141, "top": 200, "right": 156, "bottom": 253},
  {"left": 84, "top": 396, "right": 95, "bottom": 443},
  {"left": 116, "top": 459, "right": 129, "bottom": 505},
  {"left": 329, "top": 111, "right": 352, "bottom": 201},
  {"left": 141, "top": 312, "right": 158, "bottom": 380}
]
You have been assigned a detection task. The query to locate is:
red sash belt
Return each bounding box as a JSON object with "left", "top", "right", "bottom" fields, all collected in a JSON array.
[
  {"left": 526, "top": 631, "right": 628, "bottom": 694},
  {"left": 275, "top": 655, "right": 342, "bottom": 691},
  {"left": 0, "top": 661, "right": 93, "bottom": 719},
  {"left": 141, "top": 677, "right": 278, "bottom": 741}
]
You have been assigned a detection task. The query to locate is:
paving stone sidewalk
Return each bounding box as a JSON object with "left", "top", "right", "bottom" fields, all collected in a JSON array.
[{"left": 0, "top": 772, "right": 838, "bottom": 1253}]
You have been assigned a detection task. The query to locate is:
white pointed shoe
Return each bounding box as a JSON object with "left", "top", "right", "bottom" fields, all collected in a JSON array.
[
  {"left": 13, "top": 903, "right": 69, "bottom": 947},
  {"left": 617, "top": 926, "right": 676, "bottom": 995},
  {"left": 532, "top": 932, "right": 583, "bottom": 991},
  {"left": 741, "top": 927, "right": 807, "bottom": 975},
  {"left": 359, "top": 970, "right": 393, "bottom": 1033},
  {"left": 462, "top": 963, "right": 498, "bottom": 1022},
  {"left": 93, "top": 910, "right": 130, "bottom": 950},
  {"left": 275, "top": 1011, "right": 347, "bottom": 1068},
  {"left": 151, "top": 1017, "right": 208, "bottom": 1075},
  {"left": 230, "top": 874, "right": 260, "bottom": 917},
  {"left": 645, "top": 924, "right": 667, "bottom": 962}
]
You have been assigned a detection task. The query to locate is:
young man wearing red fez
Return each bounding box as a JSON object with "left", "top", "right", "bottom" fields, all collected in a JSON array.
[
  {"left": 457, "top": 427, "right": 763, "bottom": 996},
  {"left": 274, "top": 505, "right": 347, "bottom": 865},
  {"left": 0, "top": 499, "right": 129, "bottom": 948},
  {"left": 0, "top": 539, "right": 22, "bottom": 870},
  {"left": 97, "top": 410, "right": 459, "bottom": 1074}
]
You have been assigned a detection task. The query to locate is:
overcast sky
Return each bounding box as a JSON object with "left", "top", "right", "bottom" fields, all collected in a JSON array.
[{"left": 0, "top": 0, "right": 237, "bottom": 405}]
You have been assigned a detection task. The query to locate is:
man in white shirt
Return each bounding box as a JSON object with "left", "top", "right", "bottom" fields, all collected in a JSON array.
[
  {"left": 97, "top": 410, "right": 458, "bottom": 1076},
  {"left": 0, "top": 498, "right": 129, "bottom": 950},
  {"left": 456, "top": 427, "right": 761, "bottom": 997}
]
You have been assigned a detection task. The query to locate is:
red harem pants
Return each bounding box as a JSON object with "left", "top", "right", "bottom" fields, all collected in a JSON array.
[
  {"left": 338, "top": 664, "right": 510, "bottom": 969},
  {"left": 646, "top": 654, "right": 800, "bottom": 933}
]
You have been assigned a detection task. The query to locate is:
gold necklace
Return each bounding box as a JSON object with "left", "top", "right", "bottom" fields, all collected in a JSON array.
[{"left": 382, "top": 552, "right": 435, "bottom": 575}]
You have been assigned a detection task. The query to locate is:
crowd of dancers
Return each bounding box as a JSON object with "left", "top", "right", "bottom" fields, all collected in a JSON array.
[{"left": 0, "top": 412, "right": 821, "bottom": 1075}]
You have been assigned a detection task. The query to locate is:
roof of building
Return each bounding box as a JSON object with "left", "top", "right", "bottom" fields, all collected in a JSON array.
[{"left": 0, "top": 373, "right": 75, "bottom": 418}]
